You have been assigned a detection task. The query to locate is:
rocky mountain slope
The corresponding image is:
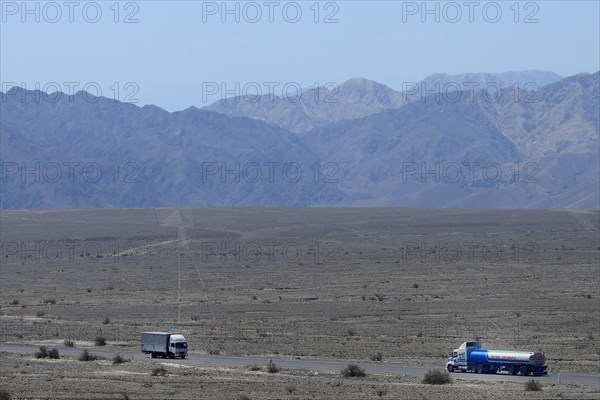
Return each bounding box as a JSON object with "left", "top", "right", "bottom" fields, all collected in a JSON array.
[
  {"left": 1, "top": 71, "right": 597, "bottom": 209},
  {"left": 203, "top": 71, "right": 563, "bottom": 133}
]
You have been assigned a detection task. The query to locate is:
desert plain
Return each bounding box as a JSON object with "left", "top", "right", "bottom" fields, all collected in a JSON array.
[{"left": 0, "top": 207, "right": 598, "bottom": 399}]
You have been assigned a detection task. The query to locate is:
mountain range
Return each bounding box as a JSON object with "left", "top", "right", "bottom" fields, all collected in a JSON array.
[
  {"left": 1, "top": 70, "right": 598, "bottom": 209},
  {"left": 203, "top": 70, "right": 564, "bottom": 133}
]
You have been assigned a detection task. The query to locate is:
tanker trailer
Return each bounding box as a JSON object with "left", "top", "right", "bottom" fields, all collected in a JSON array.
[{"left": 446, "top": 341, "right": 547, "bottom": 376}]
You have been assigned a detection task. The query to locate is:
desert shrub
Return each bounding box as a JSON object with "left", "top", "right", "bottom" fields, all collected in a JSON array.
[
  {"left": 112, "top": 354, "right": 129, "bottom": 365},
  {"left": 341, "top": 364, "right": 366, "bottom": 378},
  {"left": 63, "top": 340, "right": 75, "bottom": 347},
  {"left": 94, "top": 336, "right": 107, "bottom": 346},
  {"left": 266, "top": 360, "right": 279, "bottom": 373},
  {"left": 0, "top": 388, "right": 11, "bottom": 400},
  {"left": 151, "top": 365, "right": 168, "bottom": 377},
  {"left": 78, "top": 349, "right": 98, "bottom": 361},
  {"left": 102, "top": 317, "right": 110, "bottom": 325},
  {"left": 370, "top": 352, "right": 384, "bottom": 362},
  {"left": 36, "top": 311, "right": 45, "bottom": 317},
  {"left": 34, "top": 346, "right": 48, "bottom": 358},
  {"left": 422, "top": 369, "right": 452, "bottom": 385},
  {"left": 10, "top": 299, "right": 19, "bottom": 306},
  {"left": 247, "top": 364, "right": 261, "bottom": 371},
  {"left": 47, "top": 348, "right": 60, "bottom": 359},
  {"left": 525, "top": 380, "right": 542, "bottom": 391}
]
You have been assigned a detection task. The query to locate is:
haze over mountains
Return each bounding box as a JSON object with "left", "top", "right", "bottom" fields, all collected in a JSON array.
[
  {"left": 1, "top": 70, "right": 598, "bottom": 209},
  {"left": 204, "top": 70, "right": 565, "bottom": 133}
]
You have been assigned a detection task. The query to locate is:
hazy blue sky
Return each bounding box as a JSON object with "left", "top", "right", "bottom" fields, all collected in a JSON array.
[{"left": 2, "top": 0, "right": 599, "bottom": 111}]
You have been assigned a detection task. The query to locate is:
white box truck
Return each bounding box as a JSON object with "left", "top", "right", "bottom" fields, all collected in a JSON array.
[{"left": 141, "top": 332, "right": 188, "bottom": 359}]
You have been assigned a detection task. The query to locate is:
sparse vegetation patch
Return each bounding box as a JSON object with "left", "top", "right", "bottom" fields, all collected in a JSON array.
[
  {"left": 422, "top": 370, "right": 452, "bottom": 385},
  {"left": 341, "top": 364, "right": 366, "bottom": 378}
]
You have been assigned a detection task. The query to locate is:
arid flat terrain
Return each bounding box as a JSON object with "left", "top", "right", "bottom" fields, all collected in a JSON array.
[{"left": 1, "top": 208, "right": 599, "bottom": 398}]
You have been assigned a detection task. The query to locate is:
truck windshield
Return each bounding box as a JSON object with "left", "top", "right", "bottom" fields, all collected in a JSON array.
[{"left": 175, "top": 342, "right": 187, "bottom": 348}]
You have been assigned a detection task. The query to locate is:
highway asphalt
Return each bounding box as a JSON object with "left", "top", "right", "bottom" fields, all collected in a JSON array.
[{"left": 1, "top": 343, "right": 598, "bottom": 386}]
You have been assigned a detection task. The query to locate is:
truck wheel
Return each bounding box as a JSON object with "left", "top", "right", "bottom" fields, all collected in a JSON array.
[
  {"left": 181, "top": 354, "right": 186, "bottom": 359},
  {"left": 151, "top": 352, "right": 156, "bottom": 359},
  {"left": 447, "top": 365, "right": 454, "bottom": 373},
  {"left": 168, "top": 352, "right": 174, "bottom": 359},
  {"left": 476, "top": 364, "right": 483, "bottom": 374},
  {"left": 520, "top": 366, "right": 529, "bottom": 376},
  {"left": 508, "top": 365, "right": 517, "bottom": 375}
]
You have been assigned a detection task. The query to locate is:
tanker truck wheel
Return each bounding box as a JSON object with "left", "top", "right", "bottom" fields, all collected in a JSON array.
[
  {"left": 520, "top": 366, "right": 530, "bottom": 376},
  {"left": 447, "top": 365, "right": 454, "bottom": 373},
  {"left": 508, "top": 365, "right": 518, "bottom": 375},
  {"left": 476, "top": 364, "right": 483, "bottom": 374}
]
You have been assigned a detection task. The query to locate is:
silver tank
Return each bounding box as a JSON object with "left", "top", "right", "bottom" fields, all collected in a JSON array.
[{"left": 485, "top": 350, "right": 546, "bottom": 365}]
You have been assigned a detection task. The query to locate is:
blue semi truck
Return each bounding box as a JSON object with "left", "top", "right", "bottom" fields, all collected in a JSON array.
[{"left": 446, "top": 341, "right": 547, "bottom": 376}]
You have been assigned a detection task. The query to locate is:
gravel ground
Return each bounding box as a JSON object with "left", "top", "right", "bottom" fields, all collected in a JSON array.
[
  {"left": 1, "top": 352, "right": 599, "bottom": 400},
  {"left": 1, "top": 208, "right": 598, "bottom": 398}
]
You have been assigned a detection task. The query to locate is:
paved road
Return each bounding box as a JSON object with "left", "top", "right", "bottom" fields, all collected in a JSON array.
[{"left": 1, "top": 343, "right": 598, "bottom": 386}]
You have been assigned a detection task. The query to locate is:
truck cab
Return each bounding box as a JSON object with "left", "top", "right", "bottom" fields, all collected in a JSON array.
[
  {"left": 446, "top": 341, "right": 481, "bottom": 373},
  {"left": 168, "top": 334, "right": 188, "bottom": 358}
]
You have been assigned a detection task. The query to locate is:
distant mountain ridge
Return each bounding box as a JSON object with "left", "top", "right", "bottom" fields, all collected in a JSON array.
[
  {"left": 302, "top": 72, "right": 598, "bottom": 208},
  {"left": 418, "top": 70, "right": 563, "bottom": 91},
  {"left": 203, "top": 77, "right": 406, "bottom": 133},
  {"left": 1, "top": 71, "right": 598, "bottom": 209},
  {"left": 204, "top": 70, "right": 563, "bottom": 133},
  {"left": 1, "top": 89, "right": 347, "bottom": 208}
]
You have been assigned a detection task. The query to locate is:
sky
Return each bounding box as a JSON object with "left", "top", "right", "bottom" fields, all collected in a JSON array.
[{"left": 1, "top": 0, "right": 599, "bottom": 111}]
